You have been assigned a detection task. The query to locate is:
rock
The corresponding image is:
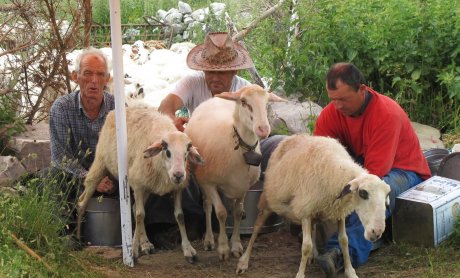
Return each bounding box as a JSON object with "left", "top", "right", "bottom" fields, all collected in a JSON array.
[
  {"left": 452, "top": 144, "right": 460, "bottom": 153},
  {"left": 191, "top": 9, "right": 206, "bottom": 22},
  {"left": 164, "top": 9, "right": 183, "bottom": 25},
  {"left": 178, "top": 1, "right": 192, "bottom": 14},
  {"left": 268, "top": 100, "right": 322, "bottom": 135},
  {"left": 0, "top": 156, "right": 27, "bottom": 186},
  {"left": 209, "top": 2, "right": 226, "bottom": 17},
  {"left": 411, "top": 122, "right": 445, "bottom": 150},
  {"left": 7, "top": 122, "right": 51, "bottom": 173}
]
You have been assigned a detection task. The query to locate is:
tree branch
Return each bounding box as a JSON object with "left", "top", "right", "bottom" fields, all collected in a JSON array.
[{"left": 232, "top": 0, "right": 286, "bottom": 42}]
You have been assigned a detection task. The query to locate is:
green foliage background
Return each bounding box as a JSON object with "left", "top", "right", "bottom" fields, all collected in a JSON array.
[{"left": 245, "top": 0, "right": 460, "bottom": 132}]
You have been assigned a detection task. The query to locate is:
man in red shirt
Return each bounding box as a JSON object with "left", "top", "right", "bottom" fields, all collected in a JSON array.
[{"left": 314, "top": 62, "right": 431, "bottom": 276}]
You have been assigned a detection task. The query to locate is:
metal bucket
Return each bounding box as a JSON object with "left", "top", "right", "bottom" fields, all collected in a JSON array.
[
  {"left": 222, "top": 180, "right": 284, "bottom": 235},
  {"left": 437, "top": 152, "right": 460, "bottom": 181},
  {"left": 424, "top": 148, "right": 450, "bottom": 176},
  {"left": 81, "top": 197, "right": 122, "bottom": 246}
]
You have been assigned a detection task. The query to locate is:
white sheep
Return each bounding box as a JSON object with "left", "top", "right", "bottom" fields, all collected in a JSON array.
[
  {"left": 77, "top": 106, "right": 204, "bottom": 262},
  {"left": 236, "top": 134, "right": 391, "bottom": 278},
  {"left": 185, "top": 84, "right": 286, "bottom": 261}
]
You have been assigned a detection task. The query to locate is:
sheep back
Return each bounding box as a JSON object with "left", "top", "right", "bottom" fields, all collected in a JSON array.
[
  {"left": 263, "top": 134, "right": 365, "bottom": 222},
  {"left": 94, "top": 107, "right": 185, "bottom": 195}
]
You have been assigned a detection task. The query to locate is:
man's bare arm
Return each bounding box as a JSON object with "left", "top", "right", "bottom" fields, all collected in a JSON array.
[{"left": 158, "top": 94, "right": 188, "bottom": 131}]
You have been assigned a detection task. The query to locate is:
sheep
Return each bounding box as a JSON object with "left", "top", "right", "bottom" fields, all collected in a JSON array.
[
  {"left": 236, "top": 134, "right": 391, "bottom": 278},
  {"left": 76, "top": 106, "right": 204, "bottom": 262},
  {"left": 184, "top": 84, "right": 286, "bottom": 261}
]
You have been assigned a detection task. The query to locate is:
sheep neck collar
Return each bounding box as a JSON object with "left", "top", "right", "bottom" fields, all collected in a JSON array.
[
  {"left": 233, "top": 126, "right": 258, "bottom": 152},
  {"left": 233, "top": 126, "right": 262, "bottom": 166}
]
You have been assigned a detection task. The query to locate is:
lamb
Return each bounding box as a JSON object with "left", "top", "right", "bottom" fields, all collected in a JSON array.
[
  {"left": 236, "top": 134, "right": 391, "bottom": 278},
  {"left": 185, "top": 84, "right": 286, "bottom": 261},
  {"left": 76, "top": 106, "right": 204, "bottom": 262}
]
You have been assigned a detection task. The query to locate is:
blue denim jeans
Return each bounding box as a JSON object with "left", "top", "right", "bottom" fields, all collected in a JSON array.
[{"left": 326, "top": 169, "right": 423, "bottom": 267}]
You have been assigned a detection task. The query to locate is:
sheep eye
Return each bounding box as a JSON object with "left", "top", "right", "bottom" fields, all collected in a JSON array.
[
  {"left": 165, "top": 149, "right": 171, "bottom": 158},
  {"left": 241, "top": 99, "right": 253, "bottom": 112},
  {"left": 358, "top": 189, "right": 369, "bottom": 200}
]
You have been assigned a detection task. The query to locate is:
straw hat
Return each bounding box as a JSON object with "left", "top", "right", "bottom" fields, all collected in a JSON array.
[{"left": 186, "top": 32, "right": 254, "bottom": 71}]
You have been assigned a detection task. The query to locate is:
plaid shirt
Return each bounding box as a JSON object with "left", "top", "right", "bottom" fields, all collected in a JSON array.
[{"left": 49, "top": 91, "right": 115, "bottom": 179}]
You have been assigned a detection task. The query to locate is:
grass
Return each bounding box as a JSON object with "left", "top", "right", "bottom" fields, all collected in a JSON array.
[{"left": 0, "top": 172, "right": 111, "bottom": 277}]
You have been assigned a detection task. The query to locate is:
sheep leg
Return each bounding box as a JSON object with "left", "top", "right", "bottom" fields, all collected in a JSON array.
[
  {"left": 76, "top": 159, "right": 107, "bottom": 240},
  {"left": 202, "top": 186, "right": 216, "bottom": 251},
  {"left": 338, "top": 218, "right": 358, "bottom": 278},
  {"left": 173, "top": 188, "right": 197, "bottom": 263},
  {"left": 295, "top": 217, "right": 313, "bottom": 278},
  {"left": 236, "top": 192, "right": 272, "bottom": 274},
  {"left": 132, "top": 187, "right": 154, "bottom": 259},
  {"left": 230, "top": 196, "right": 245, "bottom": 258},
  {"left": 208, "top": 187, "right": 230, "bottom": 260}
]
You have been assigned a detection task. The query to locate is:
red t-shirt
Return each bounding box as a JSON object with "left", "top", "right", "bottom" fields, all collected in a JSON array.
[{"left": 314, "top": 87, "right": 431, "bottom": 180}]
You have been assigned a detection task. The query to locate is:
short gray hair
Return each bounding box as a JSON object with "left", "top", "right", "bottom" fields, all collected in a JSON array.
[{"left": 74, "top": 47, "right": 110, "bottom": 75}]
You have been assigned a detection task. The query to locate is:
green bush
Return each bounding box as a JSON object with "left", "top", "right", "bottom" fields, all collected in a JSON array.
[{"left": 246, "top": 0, "right": 460, "bottom": 132}]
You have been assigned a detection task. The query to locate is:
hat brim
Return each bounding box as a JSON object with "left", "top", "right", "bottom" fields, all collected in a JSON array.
[{"left": 186, "top": 43, "right": 254, "bottom": 71}]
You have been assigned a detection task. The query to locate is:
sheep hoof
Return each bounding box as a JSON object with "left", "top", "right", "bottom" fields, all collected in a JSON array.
[
  {"left": 232, "top": 250, "right": 243, "bottom": 258},
  {"left": 185, "top": 254, "right": 198, "bottom": 264},
  {"left": 218, "top": 250, "right": 230, "bottom": 261},
  {"left": 236, "top": 261, "right": 248, "bottom": 275},
  {"left": 140, "top": 242, "right": 155, "bottom": 256},
  {"left": 203, "top": 241, "right": 215, "bottom": 251}
]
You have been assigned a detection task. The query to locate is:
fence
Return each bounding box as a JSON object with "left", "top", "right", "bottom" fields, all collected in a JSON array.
[{"left": 90, "top": 17, "right": 171, "bottom": 47}]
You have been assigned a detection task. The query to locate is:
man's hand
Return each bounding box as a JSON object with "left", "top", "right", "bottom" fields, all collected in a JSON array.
[
  {"left": 96, "top": 176, "right": 114, "bottom": 194},
  {"left": 173, "top": 116, "right": 189, "bottom": 132}
]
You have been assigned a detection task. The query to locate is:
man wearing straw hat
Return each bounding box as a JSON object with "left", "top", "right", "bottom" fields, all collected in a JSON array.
[
  {"left": 159, "top": 31, "right": 254, "bottom": 130},
  {"left": 145, "top": 32, "right": 257, "bottom": 249}
]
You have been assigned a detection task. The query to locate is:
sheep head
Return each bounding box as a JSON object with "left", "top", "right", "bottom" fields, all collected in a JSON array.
[
  {"left": 338, "top": 173, "right": 390, "bottom": 242},
  {"left": 143, "top": 131, "right": 203, "bottom": 185},
  {"left": 215, "top": 84, "right": 286, "bottom": 139}
]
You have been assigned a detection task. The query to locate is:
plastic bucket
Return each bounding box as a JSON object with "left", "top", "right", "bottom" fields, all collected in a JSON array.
[{"left": 81, "top": 197, "right": 122, "bottom": 246}]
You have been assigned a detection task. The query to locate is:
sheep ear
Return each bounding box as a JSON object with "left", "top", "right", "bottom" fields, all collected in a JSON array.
[
  {"left": 143, "top": 141, "right": 163, "bottom": 158},
  {"left": 215, "top": 92, "right": 241, "bottom": 101},
  {"left": 336, "top": 184, "right": 352, "bottom": 199},
  {"left": 268, "top": 92, "right": 288, "bottom": 102},
  {"left": 188, "top": 146, "right": 204, "bottom": 165}
]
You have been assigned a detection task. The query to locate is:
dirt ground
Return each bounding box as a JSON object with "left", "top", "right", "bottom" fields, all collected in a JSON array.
[{"left": 83, "top": 224, "right": 435, "bottom": 278}]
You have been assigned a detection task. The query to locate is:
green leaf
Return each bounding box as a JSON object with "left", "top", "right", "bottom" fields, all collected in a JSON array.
[{"left": 411, "top": 69, "right": 421, "bottom": 81}]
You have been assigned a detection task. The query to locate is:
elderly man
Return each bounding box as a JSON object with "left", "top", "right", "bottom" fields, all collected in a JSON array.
[
  {"left": 49, "top": 47, "right": 116, "bottom": 236},
  {"left": 313, "top": 62, "right": 431, "bottom": 277}
]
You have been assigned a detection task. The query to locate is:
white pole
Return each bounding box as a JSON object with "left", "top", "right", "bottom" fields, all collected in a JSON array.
[{"left": 108, "top": 0, "right": 134, "bottom": 267}]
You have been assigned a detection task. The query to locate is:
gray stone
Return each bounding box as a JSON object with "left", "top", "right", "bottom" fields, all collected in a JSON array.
[
  {"left": 183, "top": 15, "right": 194, "bottom": 25},
  {"left": 411, "top": 122, "right": 444, "bottom": 150},
  {"left": 191, "top": 9, "right": 206, "bottom": 22},
  {"left": 209, "top": 2, "right": 226, "bottom": 17},
  {"left": 156, "top": 9, "right": 167, "bottom": 21},
  {"left": 0, "top": 156, "right": 27, "bottom": 186},
  {"left": 178, "top": 1, "right": 192, "bottom": 14},
  {"left": 7, "top": 122, "right": 51, "bottom": 173},
  {"left": 268, "top": 100, "right": 322, "bottom": 135},
  {"left": 164, "top": 9, "right": 183, "bottom": 25}
]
